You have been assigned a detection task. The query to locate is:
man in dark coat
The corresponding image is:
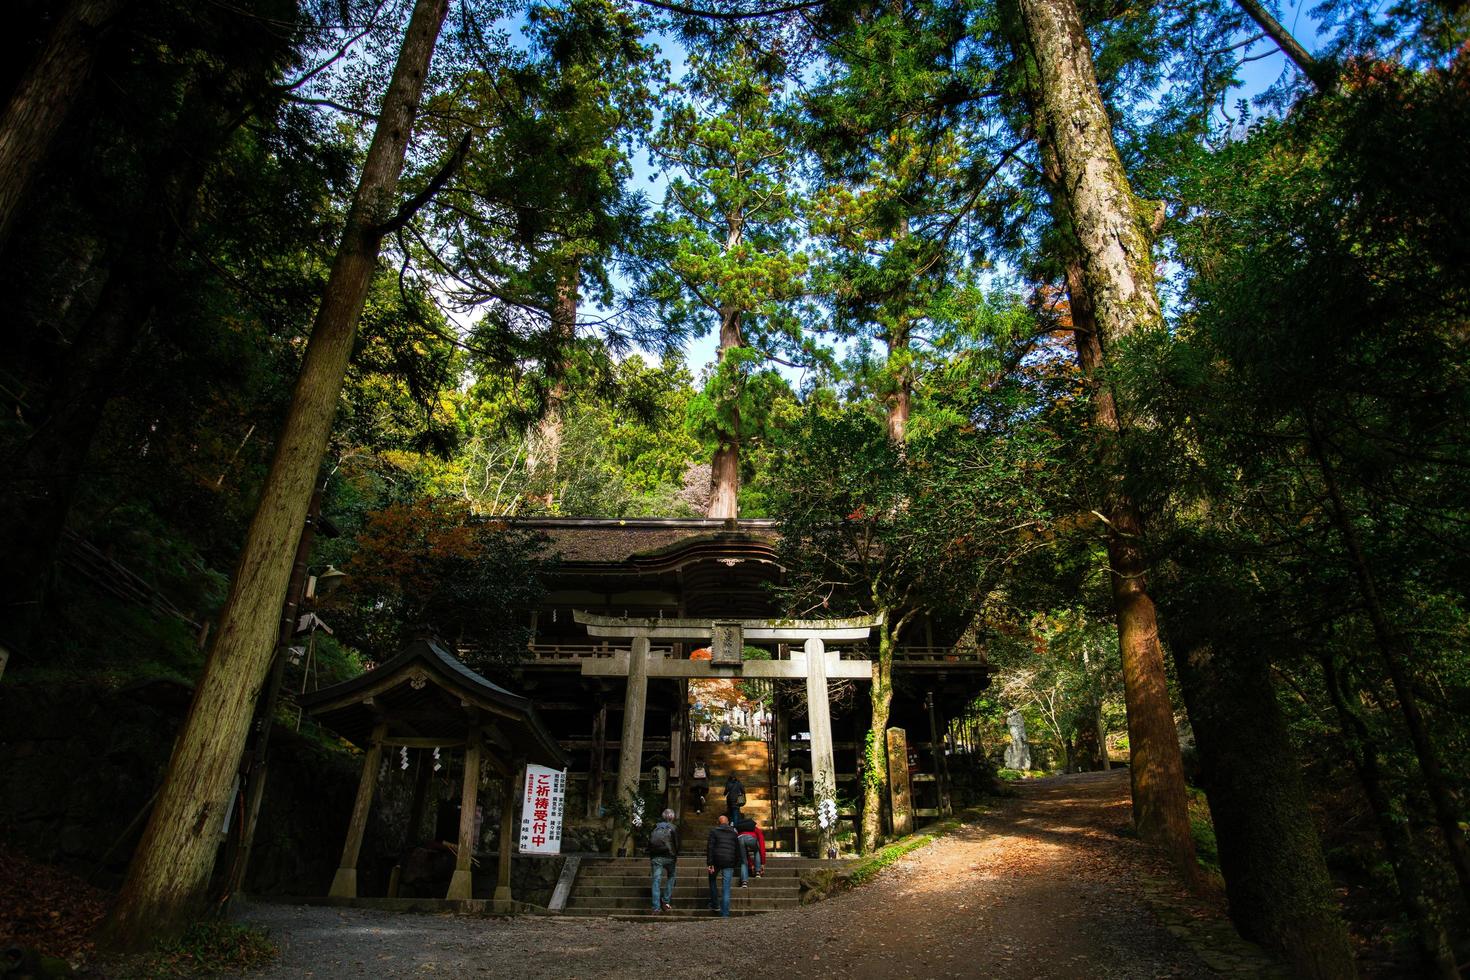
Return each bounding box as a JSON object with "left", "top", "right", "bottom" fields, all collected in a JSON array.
[
  {"left": 705, "top": 814, "right": 742, "bottom": 916},
  {"left": 649, "top": 808, "right": 680, "bottom": 913}
]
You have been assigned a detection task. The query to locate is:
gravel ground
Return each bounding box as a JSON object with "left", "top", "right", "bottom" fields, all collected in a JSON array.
[{"left": 239, "top": 771, "right": 1269, "bottom": 979}]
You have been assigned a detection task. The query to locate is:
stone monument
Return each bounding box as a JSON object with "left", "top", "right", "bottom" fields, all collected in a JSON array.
[{"left": 1004, "top": 709, "right": 1032, "bottom": 771}]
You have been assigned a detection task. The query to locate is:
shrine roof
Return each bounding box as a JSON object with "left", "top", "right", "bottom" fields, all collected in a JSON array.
[
  {"left": 514, "top": 517, "right": 779, "bottom": 568},
  {"left": 299, "top": 636, "right": 566, "bottom": 767}
]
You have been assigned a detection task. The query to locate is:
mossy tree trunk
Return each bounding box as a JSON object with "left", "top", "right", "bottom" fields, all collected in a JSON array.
[
  {"left": 98, "top": 0, "right": 451, "bottom": 950},
  {"left": 1017, "top": 0, "right": 1196, "bottom": 878},
  {"left": 861, "top": 616, "right": 895, "bottom": 853}
]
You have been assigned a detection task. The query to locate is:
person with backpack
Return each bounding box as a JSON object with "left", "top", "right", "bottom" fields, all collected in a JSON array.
[
  {"left": 705, "top": 814, "right": 742, "bottom": 916},
  {"left": 648, "top": 808, "right": 680, "bottom": 913},
  {"left": 724, "top": 774, "right": 745, "bottom": 824},
  {"left": 690, "top": 758, "right": 709, "bottom": 814}
]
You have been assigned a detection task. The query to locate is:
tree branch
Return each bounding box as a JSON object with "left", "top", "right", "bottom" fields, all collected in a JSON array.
[
  {"left": 373, "top": 132, "right": 472, "bottom": 237},
  {"left": 632, "top": 0, "right": 825, "bottom": 20}
]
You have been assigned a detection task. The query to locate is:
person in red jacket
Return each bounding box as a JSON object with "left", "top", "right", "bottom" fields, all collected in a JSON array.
[{"left": 737, "top": 820, "right": 766, "bottom": 882}]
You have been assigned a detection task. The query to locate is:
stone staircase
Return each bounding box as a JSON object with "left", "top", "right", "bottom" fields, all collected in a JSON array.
[
  {"left": 559, "top": 855, "right": 810, "bottom": 919},
  {"left": 680, "top": 739, "right": 772, "bottom": 848}
]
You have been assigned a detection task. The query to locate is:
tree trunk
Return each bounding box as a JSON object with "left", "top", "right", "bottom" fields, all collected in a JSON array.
[
  {"left": 526, "top": 262, "right": 578, "bottom": 508},
  {"left": 99, "top": 0, "right": 451, "bottom": 949},
  {"left": 861, "top": 618, "right": 895, "bottom": 854},
  {"left": 1231, "top": 0, "right": 1326, "bottom": 89},
  {"left": 884, "top": 317, "right": 911, "bottom": 445},
  {"left": 1320, "top": 655, "right": 1460, "bottom": 978},
  {"left": 706, "top": 304, "right": 742, "bottom": 519},
  {"left": 1018, "top": 0, "right": 1197, "bottom": 877},
  {"left": 0, "top": 0, "right": 126, "bottom": 252},
  {"left": 1172, "top": 637, "right": 1357, "bottom": 979},
  {"left": 1307, "top": 417, "right": 1470, "bottom": 912},
  {"left": 1065, "top": 261, "right": 1196, "bottom": 876}
]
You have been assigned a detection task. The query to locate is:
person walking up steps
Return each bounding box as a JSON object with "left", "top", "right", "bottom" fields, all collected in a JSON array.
[
  {"left": 648, "top": 808, "right": 679, "bottom": 913},
  {"left": 706, "top": 814, "right": 741, "bottom": 917},
  {"left": 724, "top": 774, "right": 745, "bottom": 824},
  {"left": 736, "top": 816, "right": 766, "bottom": 883}
]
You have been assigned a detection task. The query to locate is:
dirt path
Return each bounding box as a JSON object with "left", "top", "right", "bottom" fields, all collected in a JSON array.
[{"left": 240, "top": 771, "right": 1278, "bottom": 979}]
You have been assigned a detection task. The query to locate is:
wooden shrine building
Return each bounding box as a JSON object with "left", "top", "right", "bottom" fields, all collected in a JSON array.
[{"left": 299, "top": 636, "right": 565, "bottom": 909}]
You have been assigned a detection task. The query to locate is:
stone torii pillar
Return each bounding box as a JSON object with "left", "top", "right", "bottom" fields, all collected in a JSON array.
[
  {"left": 612, "top": 635, "right": 650, "bottom": 855},
  {"left": 572, "top": 611, "right": 883, "bottom": 857},
  {"left": 804, "top": 638, "right": 839, "bottom": 858}
]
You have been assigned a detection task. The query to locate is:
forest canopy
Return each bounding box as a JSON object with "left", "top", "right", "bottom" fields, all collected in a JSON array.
[{"left": 1, "top": 0, "right": 1467, "bottom": 970}]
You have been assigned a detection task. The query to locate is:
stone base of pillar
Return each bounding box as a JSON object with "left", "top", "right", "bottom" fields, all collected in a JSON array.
[
  {"left": 492, "top": 885, "right": 513, "bottom": 913},
  {"left": 328, "top": 867, "right": 357, "bottom": 899},
  {"left": 446, "top": 868, "right": 474, "bottom": 900}
]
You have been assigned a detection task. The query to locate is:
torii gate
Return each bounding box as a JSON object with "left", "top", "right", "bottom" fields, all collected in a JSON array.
[{"left": 573, "top": 611, "right": 882, "bottom": 855}]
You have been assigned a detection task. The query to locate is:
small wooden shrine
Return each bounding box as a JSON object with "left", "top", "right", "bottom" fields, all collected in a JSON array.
[{"left": 299, "top": 635, "right": 565, "bottom": 908}]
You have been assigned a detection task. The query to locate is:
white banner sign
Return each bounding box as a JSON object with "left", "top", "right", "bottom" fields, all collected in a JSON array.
[{"left": 518, "top": 764, "right": 566, "bottom": 854}]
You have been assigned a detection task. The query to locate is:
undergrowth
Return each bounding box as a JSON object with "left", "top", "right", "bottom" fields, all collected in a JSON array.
[{"left": 118, "top": 922, "right": 277, "bottom": 979}]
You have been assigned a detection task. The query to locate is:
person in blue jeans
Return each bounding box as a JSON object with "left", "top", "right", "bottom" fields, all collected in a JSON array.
[
  {"left": 705, "top": 814, "right": 742, "bottom": 916},
  {"left": 648, "top": 809, "right": 680, "bottom": 913}
]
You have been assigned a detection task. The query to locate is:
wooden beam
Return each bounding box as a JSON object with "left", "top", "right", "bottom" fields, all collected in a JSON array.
[{"left": 574, "top": 609, "right": 882, "bottom": 641}]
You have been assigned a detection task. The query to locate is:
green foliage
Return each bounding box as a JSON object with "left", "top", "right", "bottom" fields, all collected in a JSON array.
[
  {"left": 326, "top": 497, "right": 553, "bottom": 670},
  {"left": 122, "top": 921, "right": 277, "bottom": 978}
]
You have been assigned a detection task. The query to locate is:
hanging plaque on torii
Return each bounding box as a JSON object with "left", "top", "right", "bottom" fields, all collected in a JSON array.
[{"left": 710, "top": 621, "right": 743, "bottom": 665}]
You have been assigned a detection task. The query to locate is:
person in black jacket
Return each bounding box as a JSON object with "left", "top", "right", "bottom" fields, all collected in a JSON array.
[
  {"left": 724, "top": 775, "right": 745, "bottom": 824},
  {"left": 648, "top": 808, "right": 680, "bottom": 913},
  {"left": 705, "top": 814, "right": 742, "bottom": 916}
]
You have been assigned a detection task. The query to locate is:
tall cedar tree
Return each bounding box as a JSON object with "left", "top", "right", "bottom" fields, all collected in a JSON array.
[
  {"left": 647, "top": 35, "right": 808, "bottom": 518},
  {"left": 101, "top": 0, "right": 453, "bottom": 948}
]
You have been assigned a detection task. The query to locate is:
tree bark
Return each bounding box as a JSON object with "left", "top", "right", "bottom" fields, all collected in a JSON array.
[
  {"left": 1018, "top": 0, "right": 1197, "bottom": 877},
  {"left": 0, "top": 0, "right": 126, "bottom": 252},
  {"left": 1172, "top": 636, "right": 1357, "bottom": 979},
  {"left": 1231, "top": 0, "right": 1327, "bottom": 90},
  {"left": 99, "top": 0, "right": 451, "bottom": 949},
  {"left": 860, "top": 618, "right": 895, "bottom": 853},
  {"left": 884, "top": 317, "right": 911, "bottom": 445},
  {"left": 526, "top": 262, "right": 578, "bottom": 507},
  {"left": 706, "top": 304, "right": 742, "bottom": 519},
  {"left": 1064, "top": 260, "right": 1197, "bottom": 877}
]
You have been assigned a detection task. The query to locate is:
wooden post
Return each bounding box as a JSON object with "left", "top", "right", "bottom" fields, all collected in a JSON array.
[
  {"left": 773, "top": 692, "right": 789, "bottom": 838},
  {"left": 329, "top": 720, "right": 386, "bottom": 899},
  {"left": 446, "top": 727, "right": 482, "bottom": 900},
  {"left": 493, "top": 763, "right": 521, "bottom": 912},
  {"left": 887, "top": 728, "right": 914, "bottom": 836},
  {"left": 927, "top": 692, "right": 952, "bottom": 817},
  {"left": 804, "top": 638, "right": 837, "bottom": 857},
  {"left": 668, "top": 692, "right": 683, "bottom": 813},
  {"left": 588, "top": 701, "right": 607, "bottom": 819},
  {"left": 613, "top": 635, "right": 650, "bottom": 855}
]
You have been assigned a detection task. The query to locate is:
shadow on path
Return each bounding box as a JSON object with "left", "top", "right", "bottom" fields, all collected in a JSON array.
[{"left": 241, "top": 770, "right": 1284, "bottom": 979}]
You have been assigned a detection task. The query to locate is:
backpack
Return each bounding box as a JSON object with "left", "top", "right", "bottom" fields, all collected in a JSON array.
[
  {"left": 735, "top": 817, "right": 756, "bottom": 832},
  {"left": 729, "top": 780, "right": 746, "bottom": 807},
  {"left": 649, "top": 822, "right": 674, "bottom": 856}
]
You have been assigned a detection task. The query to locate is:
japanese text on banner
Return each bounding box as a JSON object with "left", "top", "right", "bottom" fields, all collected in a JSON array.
[{"left": 517, "top": 764, "right": 566, "bottom": 854}]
